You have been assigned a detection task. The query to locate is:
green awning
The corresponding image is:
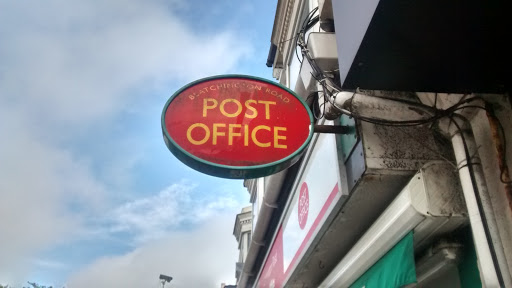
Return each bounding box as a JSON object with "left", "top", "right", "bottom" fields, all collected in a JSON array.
[
  {"left": 350, "top": 231, "right": 417, "bottom": 288},
  {"left": 458, "top": 228, "right": 482, "bottom": 288}
]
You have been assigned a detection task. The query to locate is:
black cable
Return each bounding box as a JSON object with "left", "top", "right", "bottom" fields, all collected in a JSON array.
[
  {"left": 335, "top": 96, "right": 487, "bottom": 127},
  {"left": 295, "top": 35, "right": 302, "bottom": 64},
  {"left": 305, "top": 91, "right": 323, "bottom": 120},
  {"left": 362, "top": 93, "right": 437, "bottom": 110},
  {"left": 305, "top": 91, "right": 319, "bottom": 102},
  {"left": 320, "top": 80, "right": 332, "bottom": 120},
  {"left": 304, "top": 15, "right": 319, "bottom": 32},
  {"left": 295, "top": 7, "right": 319, "bottom": 64},
  {"left": 457, "top": 162, "right": 482, "bottom": 171},
  {"left": 329, "top": 94, "right": 440, "bottom": 126},
  {"left": 450, "top": 116, "right": 505, "bottom": 287},
  {"left": 296, "top": 6, "right": 343, "bottom": 97},
  {"left": 449, "top": 104, "right": 512, "bottom": 184},
  {"left": 336, "top": 93, "right": 481, "bottom": 127},
  {"left": 277, "top": 35, "right": 298, "bottom": 45},
  {"left": 302, "top": 7, "right": 319, "bottom": 33}
]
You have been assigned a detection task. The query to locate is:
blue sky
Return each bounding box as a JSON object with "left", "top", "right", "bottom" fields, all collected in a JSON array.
[{"left": 0, "top": 0, "right": 275, "bottom": 286}]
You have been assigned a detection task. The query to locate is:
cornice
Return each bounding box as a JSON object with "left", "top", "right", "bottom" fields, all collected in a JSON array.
[{"left": 271, "top": 0, "right": 306, "bottom": 70}]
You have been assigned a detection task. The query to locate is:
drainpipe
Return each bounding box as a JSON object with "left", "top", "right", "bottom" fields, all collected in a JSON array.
[
  {"left": 324, "top": 91, "right": 436, "bottom": 121},
  {"left": 439, "top": 115, "right": 512, "bottom": 288},
  {"left": 324, "top": 91, "right": 354, "bottom": 120},
  {"left": 237, "top": 170, "right": 287, "bottom": 288}
]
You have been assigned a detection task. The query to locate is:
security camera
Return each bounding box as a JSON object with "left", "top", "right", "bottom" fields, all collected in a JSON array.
[{"left": 159, "top": 274, "right": 173, "bottom": 282}]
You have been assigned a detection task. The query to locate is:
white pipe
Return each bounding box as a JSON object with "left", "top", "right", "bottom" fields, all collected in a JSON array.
[
  {"left": 442, "top": 115, "right": 512, "bottom": 287},
  {"left": 324, "top": 91, "right": 436, "bottom": 121},
  {"left": 237, "top": 170, "right": 287, "bottom": 288},
  {"left": 323, "top": 91, "right": 354, "bottom": 119}
]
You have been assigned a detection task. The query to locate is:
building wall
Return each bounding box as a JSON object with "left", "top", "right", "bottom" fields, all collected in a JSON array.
[
  {"left": 233, "top": 206, "right": 252, "bottom": 282},
  {"left": 236, "top": 0, "right": 511, "bottom": 287}
]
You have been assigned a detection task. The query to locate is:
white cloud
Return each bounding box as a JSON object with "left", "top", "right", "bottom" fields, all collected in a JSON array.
[
  {"left": 0, "top": 0, "right": 251, "bottom": 284},
  {"left": 31, "top": 259, "right": 67, "bottom": 271},
  {"left": 108, "top": 182, "right": 196, "bottom": 242},
  {"left": 0, "top": 0, "right": 251, "bottom": 126},
  {"left": 106, "top": 181, "right": 245, "bottom": 244},
  {"left": 67, "top": 213, "right": 240, "bottom": 288},
  {"left": 0, "top": 105, "right": 106, "bottom": 282}
]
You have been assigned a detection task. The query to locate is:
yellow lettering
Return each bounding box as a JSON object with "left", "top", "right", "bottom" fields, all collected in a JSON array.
[
  {"left": 220, "top": 99, "right": 242, "bottom": 117},
  {"left": 187, "top": 123, "right": 209, "bottom": 145},
  {"left": 228, "top": 124, "right": 242, "bottom": 145},
  {"left": 274, "top": 127, "right": 287, "bottom": 149},
  {"left": 244, "top": 125, "right": 249, "bottom": 146},
  {"left": 258, "top": 101, "right": 276, "bottom": 119},
  {"left": 203, "top": 98, "right": 218, "bottom": 117},
  {"left": 244, "top": 100, "right": 258, "bottom": 119},
  {"left": 212, "top": 123, "right": 226, "bottom": 145},
  {"left": 252, "top": 125, "right": 271, "bottom": 147}
]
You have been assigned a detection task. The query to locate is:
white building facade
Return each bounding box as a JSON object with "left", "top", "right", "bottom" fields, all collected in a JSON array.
[
  {"left": 233, "top": 206, "right": 253, "bottom": 283},
  {"left": 237, "top": 0, "right": 510, "bottom": 287}
]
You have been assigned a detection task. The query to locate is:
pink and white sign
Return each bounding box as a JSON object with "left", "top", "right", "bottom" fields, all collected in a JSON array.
[
  {"left": 259, "top": 227, "right": 285, "bottom": 288},
  {"left": 257, "top": 122, "right": 347, "bottom": 288},
  {"left": 281, "top": 130, "right": 343, "bottom": 275}
]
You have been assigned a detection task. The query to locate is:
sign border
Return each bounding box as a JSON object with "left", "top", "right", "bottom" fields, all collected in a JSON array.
[{"left": 161, "top": 74, "right": 314, "bottom": 179}]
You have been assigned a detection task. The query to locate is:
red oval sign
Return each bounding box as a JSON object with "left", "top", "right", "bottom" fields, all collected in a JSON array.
[{"left": 162, "top": 75, "right": 313, "bottom": 179}]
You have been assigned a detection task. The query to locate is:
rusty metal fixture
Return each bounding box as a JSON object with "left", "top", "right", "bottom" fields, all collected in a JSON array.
[{"left": 486, "top": 105, "right": 512, "bottom": 214}]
